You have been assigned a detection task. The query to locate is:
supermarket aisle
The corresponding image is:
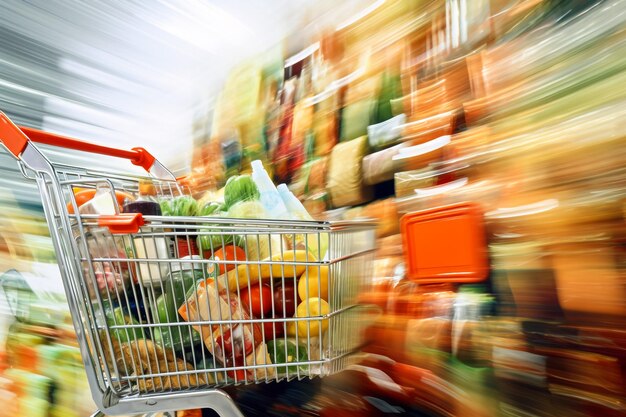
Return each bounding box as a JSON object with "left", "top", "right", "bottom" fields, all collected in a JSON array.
[{"left": 1, "top": 0, "right": 626, "bottom": 416}]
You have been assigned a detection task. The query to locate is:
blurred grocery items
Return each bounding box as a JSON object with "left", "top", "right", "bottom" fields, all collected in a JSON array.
[
  {"left": 183, "top": 0, "right": 625, "bottom": 415},
  {"left": 327, "top": 136, "right": 373, "bottom": 208},
  {"left": 362, "top": 143, "right": 407, "bottom": 186},
  {"left": 1, "top": 0, "right": 626, "bottom": 416},
  {"left": 0, "top": 269, "right": 97, "bottom": 417}
]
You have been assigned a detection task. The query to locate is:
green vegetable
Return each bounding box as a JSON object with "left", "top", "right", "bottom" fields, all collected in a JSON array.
[
  {"left": 227, "top": 200, "right": 266, "bottom": 219},
  {"left": 152, "top": 267, "right": 205, "bottom": 352},
  {"left": 159, "top": 199, "right": 172, "bottom": 216},
  {"left": 199, "top": 201, "right": 223, "bottom": 217},
  {"left": 104, "top": 306, "right": 144, "bottom": 343},
  {"left": 223, "top": 175, "right": 260, "bottom": 210},
  {"left": 267, "top": 339, "right": 308, "bottom": 375},
  {"left": 159, "top": 196, "right": 199, "bottom": 216},
  {"left": 169, "top": 196, "right": 199, "bottom": 217},
  {"left": 156, "top": 292, "right": 177, "bottom": 324},
  {"left": 152, "top": 325, "right": 201, "bottom": 353},
  {"left": 224, "top": 200, "right": 281, "bottom": 260},
  {"left": 197, "top": 234, "right": 245, "bottom": 256},
  {"left": 197, "top": 199, "right": 266, "bottom": 257},
  {"left": 155, "top": 268, "right": 204, "bottom": 322},
  {"left": 198, "top": 188, "right": 265, "bottom": 257}
]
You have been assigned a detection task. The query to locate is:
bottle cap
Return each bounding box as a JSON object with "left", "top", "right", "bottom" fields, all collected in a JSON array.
[
  {"left": 169, "top": 255, "right": 204, "bottom": 273},
  {"left": 251, "top": 160, "right": 263, "bottom": 172},
  {"left": 138, "top": 179, "right": 157, "bottom": 196}
]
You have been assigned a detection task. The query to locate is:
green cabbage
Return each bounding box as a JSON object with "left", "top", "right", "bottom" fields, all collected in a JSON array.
[
  {"left": 168, "top": 196, "right": 199, "bottom": 217},
  {"left": 198, "top": 186, "right": 281, "bottom": 260},
  {"left": 197, "top": 233, "right": 246, "bottom": 254},
  {"left": 227, "top": 200, "right": 266, "bottom": 219},
  {"left": 227, "top": 200, "right": 285, "bottom": 260},
  {"left": 159, "top": 198, "right": 172, "bottom": 216},
  {"left": 198, "top": 201, "right": 223, "bottom": 216},
  {"left": 223, "top": 174, "right": 260, "bottom": 210}
]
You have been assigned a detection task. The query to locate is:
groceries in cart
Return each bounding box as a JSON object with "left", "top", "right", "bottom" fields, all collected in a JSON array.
[{"left": 65, "top": 159, "right": 357, "bottom": 391}]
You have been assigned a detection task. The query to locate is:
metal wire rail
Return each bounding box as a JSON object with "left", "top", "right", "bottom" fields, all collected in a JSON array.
[{"left": 0, "top": 111, "right": 377, "bottom": 417}]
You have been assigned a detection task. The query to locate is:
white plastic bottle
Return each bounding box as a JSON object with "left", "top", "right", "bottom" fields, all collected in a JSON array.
[
  {"left": 250, "top": 160, "right": 289, "bottom": 219},
  {"left": 277, "top": 183, "right": 313, "bottom": 220},
  {"left": 277, "top": 183, "right": 328, "bottom": 260},
  {"left": 124, "top": 179, "right": 170, "bottom": 286}
]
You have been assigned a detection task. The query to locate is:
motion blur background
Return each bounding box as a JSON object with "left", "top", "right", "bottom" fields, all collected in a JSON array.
[{"left": 1, "top": 0, "right": 626, "bottom": 416}]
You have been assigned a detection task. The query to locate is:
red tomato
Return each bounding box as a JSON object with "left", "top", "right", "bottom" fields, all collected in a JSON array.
[
  {"left": 227, "top": 368, "right": 247, "bottom": 380},
  {"left": 273, "top": 281, "right": 297, "bottom": 318},
  {"left": 262, "top": 320, "right": 285, "bottom": 340},
  {"left": 208, "top": 245, "right": 246, "bottom": 276},
  {"left": 222, "top": 353, "right": 247, "bottom": 380},
  {"left": 240, "top": 284, "right": 272, "bottom": 317}
]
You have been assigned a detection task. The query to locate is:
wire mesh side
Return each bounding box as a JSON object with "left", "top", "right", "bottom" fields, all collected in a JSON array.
[{"left": 74, "top": 222, "right": 374, "bottom": 394}]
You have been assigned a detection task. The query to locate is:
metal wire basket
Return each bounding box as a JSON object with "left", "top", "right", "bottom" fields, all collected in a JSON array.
[{"left": 0, "top": 112, "right": 377, "bottom": 417}]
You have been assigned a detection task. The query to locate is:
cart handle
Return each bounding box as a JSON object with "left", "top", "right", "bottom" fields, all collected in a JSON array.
[
  {"left": 0, "top": 111, "right": 156, "bottom": 172},
  {"left": 98, "top": 213, "right": 145, "bottom": 234}
]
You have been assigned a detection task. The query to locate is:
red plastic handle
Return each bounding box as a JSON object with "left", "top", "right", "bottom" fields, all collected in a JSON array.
[
  {"left": 20, "top": 127, "right": 156, "bottom": 172},
  {"left": 0, "top": 112, "right": 156, "bottom": 172},
  {"left": 98, "top": 213, "right": 145, "bottom": 234},
  {"left": 0, "top": 112, "right": 29, "bottom": 157}
]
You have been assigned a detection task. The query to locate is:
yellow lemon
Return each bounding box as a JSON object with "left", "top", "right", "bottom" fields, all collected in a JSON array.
[
  {"left": 295, "top": 297, "right": 330, "bottom": 337},
  {"left": 286, "top": 321, "right": 297, "bottom": 336},
  {"left": 298, "top": 265, "right": 329, "bottom": 301}
]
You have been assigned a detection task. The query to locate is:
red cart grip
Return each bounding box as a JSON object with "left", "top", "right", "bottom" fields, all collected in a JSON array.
[
  {"left": 0, "top": 112, "right": 156, "bottom": 172},
  {"left": 0, "top": 112, "right": 29, "bottom": 157},
  {"left": 98, "top": 213, "right": 145, "bottom": 234}
]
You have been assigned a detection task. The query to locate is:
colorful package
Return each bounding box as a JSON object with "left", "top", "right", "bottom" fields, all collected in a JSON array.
[{"left": 327, "top": 136, "right": 373, "bottom": 207}]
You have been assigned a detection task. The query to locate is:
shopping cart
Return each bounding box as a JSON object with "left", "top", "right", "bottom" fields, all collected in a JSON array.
[{"left": 0, "top": 111, "right": 376, "bottom": 417}]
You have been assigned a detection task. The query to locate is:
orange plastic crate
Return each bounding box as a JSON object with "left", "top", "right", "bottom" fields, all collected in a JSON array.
[{"left": 401, "top": 202, "right": 488, "bottom": 283}]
